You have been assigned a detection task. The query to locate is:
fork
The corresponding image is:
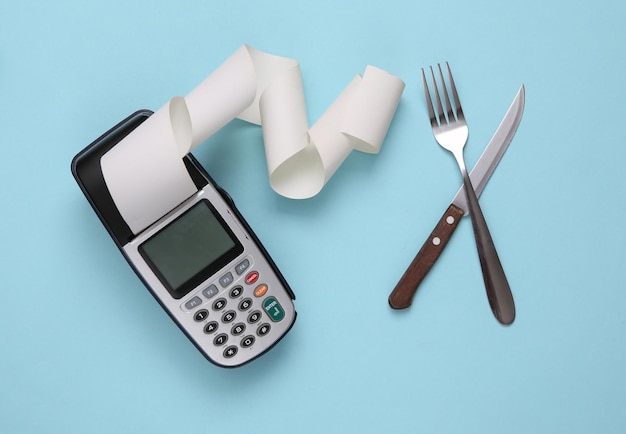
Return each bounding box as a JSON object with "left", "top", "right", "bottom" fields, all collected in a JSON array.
[{"left": 422, "top": 63, "right": 515, "bottom": 325}]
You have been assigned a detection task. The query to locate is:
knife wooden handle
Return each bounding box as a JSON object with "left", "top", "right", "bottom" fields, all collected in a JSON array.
[{"left": 388, "top": 204, "right": 464, "bottom": 309}]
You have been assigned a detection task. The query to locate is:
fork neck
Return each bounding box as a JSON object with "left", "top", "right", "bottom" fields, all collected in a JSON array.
[{"left": 452, "top": 150, "right": 468, "bottom": 177}]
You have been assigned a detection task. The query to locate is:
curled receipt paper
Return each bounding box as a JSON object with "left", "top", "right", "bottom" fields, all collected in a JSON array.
[{"left": 101, "top": 44, "right": 405, "bottom": 234}]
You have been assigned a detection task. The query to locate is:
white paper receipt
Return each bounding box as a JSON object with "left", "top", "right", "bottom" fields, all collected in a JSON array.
[{"left": 101, "top": 44, "right": 405, "bottom": 234}]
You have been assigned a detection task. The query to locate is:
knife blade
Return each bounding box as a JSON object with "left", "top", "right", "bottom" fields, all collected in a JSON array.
[{"left": 388, "top": 84, "right": 525, "bottom": 310}]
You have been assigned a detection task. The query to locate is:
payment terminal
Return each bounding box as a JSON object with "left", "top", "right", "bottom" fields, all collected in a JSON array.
[{"left": 71, "top": 110, "right": 297, "bottom": 368}]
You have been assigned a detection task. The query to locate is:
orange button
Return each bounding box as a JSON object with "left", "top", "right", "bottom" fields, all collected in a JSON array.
[{"left": 254, "top": 284, "right": 268, "bottom": 298}]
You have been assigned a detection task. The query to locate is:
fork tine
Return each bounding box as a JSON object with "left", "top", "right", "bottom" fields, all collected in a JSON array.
[
  {"left": 429, "top": 66, "right": 446, "bottom": 126},
  {"left": 445, "top": 62, "right": 464, "bottom": 122},
  {"left": 421, "top": 68, "right": 437, "bottom": 128},
  {"left": 437, "top": 64, "right": 454, "bottom": 123}
]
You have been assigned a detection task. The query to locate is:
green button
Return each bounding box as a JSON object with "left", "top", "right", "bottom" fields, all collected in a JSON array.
[{"left": 262, "top": 297, "right": 285, "bottom": 322}]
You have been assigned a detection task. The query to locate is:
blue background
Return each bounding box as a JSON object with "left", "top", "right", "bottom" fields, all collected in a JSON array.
[{"left": 2, "top": 1, "right": 625, "bottom": 433}]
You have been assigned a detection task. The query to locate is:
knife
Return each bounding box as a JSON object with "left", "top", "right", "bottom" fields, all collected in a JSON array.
[{"left": 388, "top": 85, "right": 525, "bottom": 311}]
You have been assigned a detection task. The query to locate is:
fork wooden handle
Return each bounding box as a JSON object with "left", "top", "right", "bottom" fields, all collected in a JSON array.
[{"left": 388, "top": 204, "right": 464, "bottom": 309}]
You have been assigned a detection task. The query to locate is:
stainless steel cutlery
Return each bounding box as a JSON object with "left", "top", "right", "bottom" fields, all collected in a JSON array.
[
  {"left": 389, "top": 84, "right": 524, "bottom": 318},
  {"left": 390, "top": 62, "right": 517, "bottom": 325}
]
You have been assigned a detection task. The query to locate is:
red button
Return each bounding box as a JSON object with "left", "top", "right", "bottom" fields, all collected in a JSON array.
[{"left": 245, "top": 271, "right": 259, "bottom": 285}]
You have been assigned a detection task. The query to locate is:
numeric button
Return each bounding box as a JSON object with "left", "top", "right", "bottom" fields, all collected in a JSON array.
[
  {"left": 241, "top": 335, "right": 255, "bottom": 348},
  {"left": 238, "top": 298, "right": 253, "bottom": 311},
  {"left": 231, "top": 323, "right": 246, "bottom": 336},
  {"left": 229, "top": 286, "right": 243, "bottom": 298},
  {"left": 212, "top": 298, "right": 227, "bottom": 311},
  {"left": 194, "top": 309, "right": 209, "bottom": 322},
  {"left": 247, "top": 311, "right": 262, "bottom": 324},
  {"left": 204, "top": 321, "right": 219, "bottom": 334},
  {"left": 214, "top": 333, "right": 228, "bottom": 346},
  {"left": 222, "top": 310, "right": 237, "bottom": 323}
]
